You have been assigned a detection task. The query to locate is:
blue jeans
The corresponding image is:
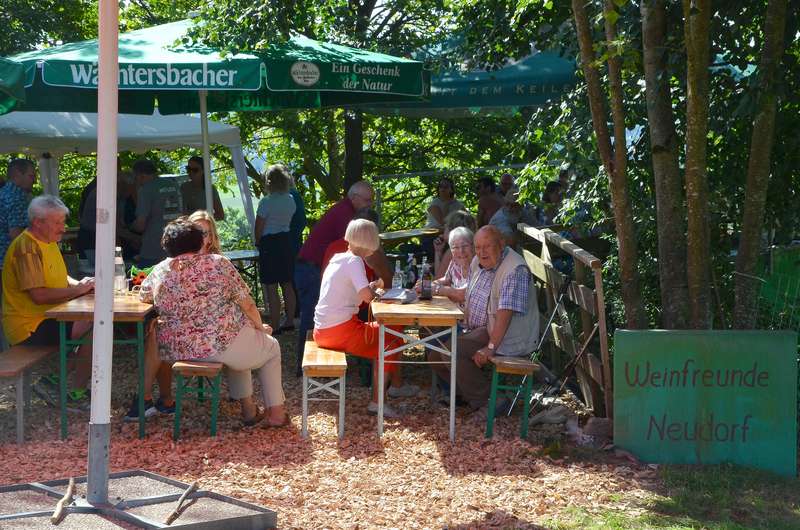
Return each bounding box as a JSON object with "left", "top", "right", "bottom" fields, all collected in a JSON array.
[{"left": 294, "top": 261, "right": 321, "bottom": 374}]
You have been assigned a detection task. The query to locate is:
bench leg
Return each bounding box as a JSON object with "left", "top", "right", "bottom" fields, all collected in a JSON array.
[
  {"left": 485, "top": 367, "right": 500, "bottom": 438},
  {"left": 338, "top": 375, "right": 346, "bottom": 440},
  {"left": 23, "top": 369, "right": 31, "bottom": 411},
  {"left": 59, "top": 321, "right": 68, "bottom": 440},
  {"left": 173, "top": 373, "right": 185, "bottom": 441},
  {"left": 16, "top": 372, "right": 24, "bottom": 444},
  {"left": 520, "top": 374, "right": 533, "bottom": 439},
  {"left": 209, "top": 375, "right": 221, "bottom": 437},
  {"left": 301, "top": 374, "right": 309, "bottom": 438}
]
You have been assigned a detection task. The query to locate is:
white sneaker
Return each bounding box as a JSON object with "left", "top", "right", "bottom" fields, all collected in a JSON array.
[
  {"left": 367, "top": 401, "right": 403, "bottom": 418},
  {"left": 387, "top": 384, "right": 420, "bottom": 398}
]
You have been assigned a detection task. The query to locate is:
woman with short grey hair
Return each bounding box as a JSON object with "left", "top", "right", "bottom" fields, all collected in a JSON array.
[
  {"left": 430, "top": 226, "right": 473, "bottom": 307},
  {"left": 313, "top": 219, "right": 405, "bottom": 417}
]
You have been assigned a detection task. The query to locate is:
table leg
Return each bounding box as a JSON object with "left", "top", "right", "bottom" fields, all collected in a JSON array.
[
  {"left": 59, "top": 321, "right": 68, "bottom": 440},
  {"left": 449, "top": 324, "right": 457, "bottom": 442},
  {"left": 377, "top": 323, "right": 385, "bottom": 437},
  {"left": 136, "top": 321, "right": 145, "bottom": 439}
]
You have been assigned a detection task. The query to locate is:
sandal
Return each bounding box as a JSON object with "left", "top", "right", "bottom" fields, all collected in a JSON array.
[{"left": 242, "top": 408, "right": 266, "bottom": 427}]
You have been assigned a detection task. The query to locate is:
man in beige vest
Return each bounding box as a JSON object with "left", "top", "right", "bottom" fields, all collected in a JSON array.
[{"left": 429, "top": 225, "right": 539, "bottom": 412}]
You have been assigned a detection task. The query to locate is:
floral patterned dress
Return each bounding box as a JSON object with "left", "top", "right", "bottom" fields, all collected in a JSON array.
[{"left": 141, "top": 253, "right": 251, "bottom": 361}]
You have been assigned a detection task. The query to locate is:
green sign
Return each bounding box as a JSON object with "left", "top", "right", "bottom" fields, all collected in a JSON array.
[
  {"left": 614, "top": 330, "right": 797, "bottom": 476},
  {"left": 42, "top": 61, "right": 262, "bottom": 90}
]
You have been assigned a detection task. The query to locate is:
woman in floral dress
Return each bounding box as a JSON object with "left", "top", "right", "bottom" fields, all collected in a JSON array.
[{"left": 140, "top": 219, "right": 286, "bottom": 427}]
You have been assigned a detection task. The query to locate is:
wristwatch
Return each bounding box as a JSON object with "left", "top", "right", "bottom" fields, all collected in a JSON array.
[{"left": 487, "top": 342, "right": 496, "bottom": 352}]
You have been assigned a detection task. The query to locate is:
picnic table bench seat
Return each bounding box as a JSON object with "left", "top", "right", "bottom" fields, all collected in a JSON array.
[
  {"left": 0, "top": 345, "right": 57, "bottom": 443},
  {"left": 302, "top": 334, "right": 347, "bottom": 439}
]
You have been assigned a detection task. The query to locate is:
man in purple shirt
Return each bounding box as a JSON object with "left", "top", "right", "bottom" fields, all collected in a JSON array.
[{"left": 294, "top": 180, "right": 375, "bottom": 375}]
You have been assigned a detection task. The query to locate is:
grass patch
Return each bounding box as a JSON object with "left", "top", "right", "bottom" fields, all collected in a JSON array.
[{"left": 549, "top": 463, "right": 800, "bottom": 529}]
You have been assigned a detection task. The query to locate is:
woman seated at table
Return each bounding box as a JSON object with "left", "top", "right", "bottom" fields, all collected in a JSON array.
[
  {"left": 132, "top": 218, "right": 287, "bottom": 427},
  {"left": 433, "top": 210, "right": 477, "bottom": 278},
  {"left": 124, "top": 211, "right": 223, "bottom": 421},
  {"left": 189, "top": 209, "right": 222, "bottom": 254},
  {"left": 321, "top": 209, "right": 418, "bottom": 398},
  {"left": 430, "top": 227, "right": 474, "bottom": 308},
  {"left": 313, "top": 219, "right": 405, "bottom": 417}
]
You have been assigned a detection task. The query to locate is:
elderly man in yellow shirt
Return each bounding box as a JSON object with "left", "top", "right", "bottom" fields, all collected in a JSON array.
[{"left": 2, "top": 195, "right": 95, "bottom": 403}]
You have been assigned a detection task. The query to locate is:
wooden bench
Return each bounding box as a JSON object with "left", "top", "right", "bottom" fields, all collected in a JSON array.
[
  {"left": 172, "top": 361, "right": 223, "bottom": 441},
  {"left": 302, "top": 334, "right": 347, "bottom": 440},
  {"left": 486, "top": 356, "right": 541, "bottom": 439},
  {"left": 0, "top": 345, "right": 57, "bottom": 443}
]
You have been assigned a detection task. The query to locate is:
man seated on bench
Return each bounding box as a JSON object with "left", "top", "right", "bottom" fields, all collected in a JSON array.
[
  {"left": 1, "top": 196, "right": 95, "bottom": 405},
  {"left": 428, "top": 225, "right": 540, "bottom": 415}
]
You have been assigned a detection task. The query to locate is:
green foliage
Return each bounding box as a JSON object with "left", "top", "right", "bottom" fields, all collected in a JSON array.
[
  {"left": 119, "top": 0, "right": 203, "bottom": 31},
  {"left": 6, "top": 0, "right": 799, "bottom": 333},
  {"left": 216, "top": 208, "right": 252, "bottom": 250},
  {"left": 0, "top": 0, "right": 97, "bottom": 55}
]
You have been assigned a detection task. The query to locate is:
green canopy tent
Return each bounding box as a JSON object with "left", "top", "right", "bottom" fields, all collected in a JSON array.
[
  {"left": 9, "top": 19, "right": 427, "bottom": 115},
  {"left": 5, "top": 19, "right": 427, "bottom": 213},
  {"left": 0, "top": 57, "right": 25, "bottom": 115},
  {"left": 363, "top": 51, "right": 575, "bottom": 118}
]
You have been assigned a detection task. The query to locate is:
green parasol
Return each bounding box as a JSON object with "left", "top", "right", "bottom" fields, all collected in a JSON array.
[
  {"left": 363, "top": 52, "right": 576, "bottom": 117},
  {"left": 7, "top": 19, "right": 427, "bottom": 115},
  {"left": 0, "top": 57, "right": 25, "bottom": 114}
]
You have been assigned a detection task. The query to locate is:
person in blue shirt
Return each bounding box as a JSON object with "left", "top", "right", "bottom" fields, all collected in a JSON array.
[
  {"left": 0, "top": 159, "right": 37, "bottom": 271},
  {"left": 254, "top": 165, "right": 298, "bottom": 334}
]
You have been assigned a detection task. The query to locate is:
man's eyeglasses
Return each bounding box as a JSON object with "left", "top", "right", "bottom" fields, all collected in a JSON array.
[{"left": 186, "top": 166, "right": 201, "bottom": 173}]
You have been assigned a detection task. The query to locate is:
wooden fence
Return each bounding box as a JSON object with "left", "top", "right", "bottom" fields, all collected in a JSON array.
[{"left": 516, "top": 223, "right": 613, "bottom": 417}]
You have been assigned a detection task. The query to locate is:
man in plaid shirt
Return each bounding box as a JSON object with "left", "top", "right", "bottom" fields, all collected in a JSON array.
[{"left": 429, "top": 225, "right": 539, "bottom": 412}]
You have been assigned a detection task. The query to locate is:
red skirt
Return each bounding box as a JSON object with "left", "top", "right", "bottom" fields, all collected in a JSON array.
[{"left": 313, "top": 316, "right": 403, "bottom": 374}]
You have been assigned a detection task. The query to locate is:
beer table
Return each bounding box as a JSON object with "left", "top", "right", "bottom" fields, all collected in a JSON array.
[
  {"left": 224, "top": 249, "right": 261, "bottom": 306},
  {"left": 45, "top": 293, "right": 154, "bottom": 439},
  {"left": 371, "top": 296, "right": 464, "bottom": 441}
]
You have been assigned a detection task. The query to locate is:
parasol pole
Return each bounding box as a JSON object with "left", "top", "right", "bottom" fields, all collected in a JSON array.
[
  {"left": 87, "top": 0, "right": 119, "bottom": 504},
  {"left": 199, "top": 89, "right": 214, "bottom": 216}
]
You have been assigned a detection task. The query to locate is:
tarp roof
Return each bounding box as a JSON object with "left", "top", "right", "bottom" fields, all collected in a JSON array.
[{"left": 0, "top": 111, "right": 241, "bottom": 155}]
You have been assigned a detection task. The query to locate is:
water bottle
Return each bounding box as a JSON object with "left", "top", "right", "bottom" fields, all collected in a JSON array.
[
  {"left": 392, "top": 260, "right": 404, "bottom": 290},
  {"left": 114, "top": 247, "right": 127, "bottom": 294},
  {"left": 420, "top": 257, "right": 433, "bottom": 300}
]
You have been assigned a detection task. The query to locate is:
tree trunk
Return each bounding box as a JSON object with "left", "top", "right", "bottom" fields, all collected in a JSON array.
[
  {"left": 343, "top": 110, "right": 364, "bottom": 193},
  {"left": 733, "top": 0, "right": 789, "bottom": 328},
  {"left": 641, "top": 0, "right": 689, "bottom": 329},
  {"left": 572, "top": 0, "right": 646, "bottom": 328},
  {"left": 682, "top": 0, "right": 713, "bottom": 328}
]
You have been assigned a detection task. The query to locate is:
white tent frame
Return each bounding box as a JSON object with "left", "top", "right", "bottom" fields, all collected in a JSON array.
[{"left": 0, "top": 111, "right": 256, "bottom": 233}]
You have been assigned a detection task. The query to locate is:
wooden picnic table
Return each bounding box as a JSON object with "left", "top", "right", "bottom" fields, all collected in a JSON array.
[
  {"left": 45, "top": 293, "right": 154, "bottom": 439},
  {"left": 371, "top": 295, "right": 464, "bottom": 441},
  {"left": 223, "top": 249, "right": 261, "bottom": 306}
]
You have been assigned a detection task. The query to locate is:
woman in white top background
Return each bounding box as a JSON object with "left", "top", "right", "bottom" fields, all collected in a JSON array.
[{"left": 254, "top": 165, "right": 297, "bottom": 334}]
